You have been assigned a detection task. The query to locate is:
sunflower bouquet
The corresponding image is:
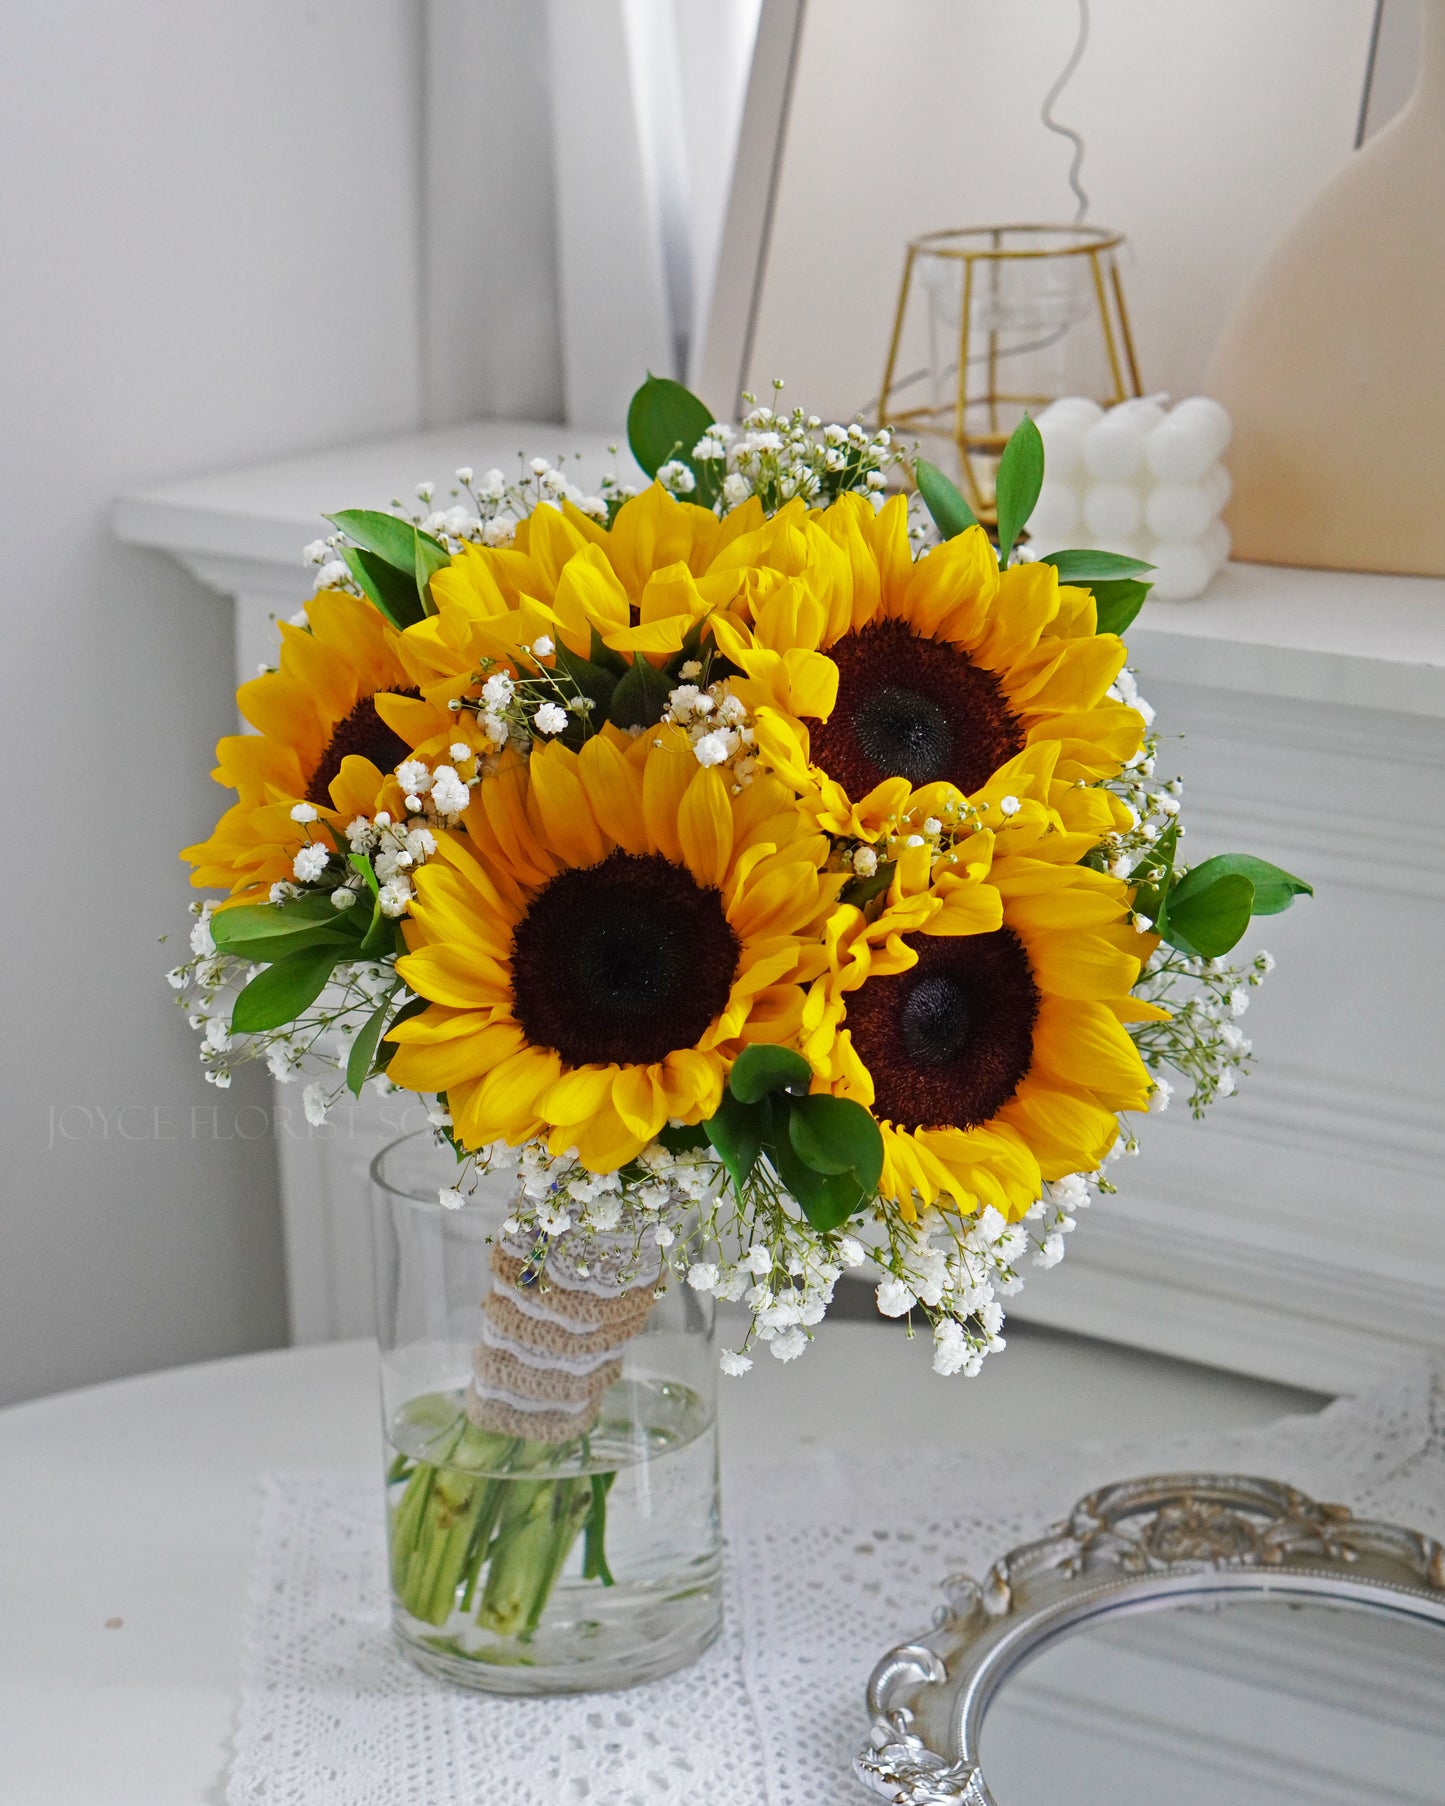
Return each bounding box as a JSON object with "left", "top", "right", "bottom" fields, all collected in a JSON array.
[{"left": 170, "top": 375, "right": 1307, "bottom": 1652}]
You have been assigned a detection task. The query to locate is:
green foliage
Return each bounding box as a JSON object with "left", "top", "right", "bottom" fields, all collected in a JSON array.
[
  {"left": 994, "top": 415, "right": 1045, "bottom": 569},
  {"left": 626, "top": 375, "right": 720, "bottom": 507},
  {"left": 1162, "top": 870, "right": 1255, "bottom": 958},
  {"left": 914, "top": 458, "right": 979, "bottom": 539},
  {"left": 1087, "top": 578, "right": 1152, "bottom": 637},
  {"left": 1133, "top": 831, "right": 1311, "bottom": 959},
  {"left": 1040, "top": 549, "right": 1154, "bottom": 584},
  {"left": 327, "top": 509, "right": 450, "bottom": 581},
  {"left": 606, "top": 654, "right": 673, "bottom": 731},
  {"left": 706, "top": 1089, "right": 767, "bottom": 1194},
  {"left": 728, "top": 1043, "right": 812, "bottom": 1104},
  {"left": 327, "top": 509, "right": 450, "bottom": 628},
  {"left": 700, "top": 1047, "right": 883, "bottom": 1231},
  {"left": 1037, "top": 551, "right": 1154, "bottom": 638},
  {"left": 369, "top": 993, "right": 430, "bottom": 1081},
  {"left": 839, "top": 859, "right": 895, "bottom": 910},
  {"left": 231, "top": 945, "right": 345, "bottom": 1034},
  {"left": 787, "top": 1093, "right": 882, "bottom": 1187},
  {"left": 210, "top": 893, "right": 357, "bottom": 964},
  {"left": 347, "top": 988, "right": 400, "bottom": 1096},
  {"left": 1174, "top": 855, "right": 1312, "bottom": 918}
]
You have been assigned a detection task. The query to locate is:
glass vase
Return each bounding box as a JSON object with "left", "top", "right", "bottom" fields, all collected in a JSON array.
[{"left": 369, "top": 1132, "right": 723, "bottom": 1694}]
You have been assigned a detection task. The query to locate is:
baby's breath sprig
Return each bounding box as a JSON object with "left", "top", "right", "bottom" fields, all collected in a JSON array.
[{"left": 655, "top": 381, "right": 903, "bottom": 517}]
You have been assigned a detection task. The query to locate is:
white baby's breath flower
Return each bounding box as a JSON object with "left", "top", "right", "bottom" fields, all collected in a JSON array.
[
  {"left": 769, "top": 1327, "right": 808, "bottom": 1362},
  {"left": 686, "top": 1263, "right": 720, "bottom": 1293},
  {"left": 429, "top": 766, "right": 470, "bottom": 814},
  {"left": 289, "top": 802, "right": 318, "bottom": 823},
  {"left": 876, "top": 1277, "right": 916, "bottom": 1318},
  {"left": 693, "top": 730, "right": 733, "bottom": 767},
  {"left": 932, "top": 1318, "right": 970, "bottom": 1376},
  {"left": 719, "top": 1349, "right": 753, "bottom": 1377},
  {"left": 293, "top": 843, "right": 329, "bottom": 883},
  {"left": 533, "top": 702, "right": 568, "bottom": 735},
  {"left": 396, "top": 760, "right": 432, "bottom": 796},
  {"left": 378, "top": 877, "right": 414, "bottom": 916},
  {"left": 302, "top": 1083, "right": 329, "bottom": 1127},
  {"left": 532, "top": 635, "right": 555, "bottom": 657},
  {"left": 438, "top": 1187, "right": 466, "bottom": 1211}
]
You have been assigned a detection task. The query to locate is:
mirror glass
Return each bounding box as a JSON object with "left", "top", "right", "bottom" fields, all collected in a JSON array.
[{"left": 979, "top": 1595, "right": 1445, "bottom": 1805}]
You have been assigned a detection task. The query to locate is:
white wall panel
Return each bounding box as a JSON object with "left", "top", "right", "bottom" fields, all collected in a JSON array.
[{"left": 0, "top": 0, "right": 424, "bottom": 1403}]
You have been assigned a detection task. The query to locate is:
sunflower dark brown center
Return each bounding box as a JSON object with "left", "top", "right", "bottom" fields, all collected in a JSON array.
[
  {"left": 510, "top": 850, "right": 740, "bottom": 1068},
  {"left": 846, "top": 927, "right": 1039, "bottom": 1132},
  {"left": 306, "top": 689, "right": 420, "bottom": 805},
  {"left": 810, "top": 618, "right": 1025, "bottom": 797}
]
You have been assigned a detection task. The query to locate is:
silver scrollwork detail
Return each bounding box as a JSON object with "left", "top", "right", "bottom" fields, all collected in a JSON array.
[{"left": 854, "top": 1709, "right": 988, "bottom": 1805}]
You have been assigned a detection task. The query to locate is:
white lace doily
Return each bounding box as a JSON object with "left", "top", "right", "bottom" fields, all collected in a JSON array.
[{"left": 229, "top": 1363, "right": 1445, "bottom": 1806}]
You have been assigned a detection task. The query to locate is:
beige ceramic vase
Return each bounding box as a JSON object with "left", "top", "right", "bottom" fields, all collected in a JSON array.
[{"left": 1204, "top": 2, "right": 1445, "bottom": 575}]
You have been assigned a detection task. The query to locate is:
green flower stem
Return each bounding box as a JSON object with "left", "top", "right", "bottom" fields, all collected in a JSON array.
[
  {"left": 388, "top": 1410, "right": 619, "bottom": 1641},
  {"left": 478, "top": 1470, "right": 595, "bottom": 1639}
]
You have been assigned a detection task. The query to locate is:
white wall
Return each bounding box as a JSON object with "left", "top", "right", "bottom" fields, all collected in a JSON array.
[
  {"left": 746, "top": 0, "right": 1380, "bottom": 417},
  {"left": 0, "top": 0, "right": 424, "bottom": 1403}
]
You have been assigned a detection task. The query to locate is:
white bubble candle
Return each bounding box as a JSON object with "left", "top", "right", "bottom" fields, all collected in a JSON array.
[{"left": 1030, "top": 395, "right": 1235, "bottom": 598}]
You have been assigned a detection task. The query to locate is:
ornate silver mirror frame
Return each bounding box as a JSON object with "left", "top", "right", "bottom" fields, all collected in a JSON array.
[{"left": 854, "top": 1473, "right": 1445, "bottom": 1805}]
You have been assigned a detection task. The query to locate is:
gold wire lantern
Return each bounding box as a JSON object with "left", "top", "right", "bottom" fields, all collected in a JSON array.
[{"left": 879, "top": 224, "right": 1142, "bottom": 524}]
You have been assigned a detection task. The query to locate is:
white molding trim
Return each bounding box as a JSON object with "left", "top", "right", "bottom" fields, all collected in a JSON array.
[{"left": 692, "top": 0, "right": 807, "bottom": 414}]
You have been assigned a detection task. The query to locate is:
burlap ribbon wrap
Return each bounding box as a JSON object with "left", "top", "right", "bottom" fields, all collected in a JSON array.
[{"left": 466, "top": 1225, "right": 667, "bottom": 1444}]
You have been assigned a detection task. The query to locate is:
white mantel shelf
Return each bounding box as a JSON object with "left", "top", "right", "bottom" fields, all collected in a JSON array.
[
  {"left": 114, "top": 419, "right": 635, "bottom": 563},
  {"left": 116, "top": 419, "right": 1445, "bottom": 718},
  {"left": 1129, "top": 562, "right": 1445, "bottom": 719},
  {"left": 116, "top": 420, "right": 1445, "bottom": 1390}
]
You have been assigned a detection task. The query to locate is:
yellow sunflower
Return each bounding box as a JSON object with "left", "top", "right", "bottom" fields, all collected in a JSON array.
[
  {"left": 715, "top": 490, "right": 1145, "bottom": 843},
  {"left": 386, "top": 726, "right": 843, "bottom": 1171},
  {"left": 182, "top": 587, "right": 453, "bottom": 901},
  {"left": 386, "top": 484, "right": 816, "bottom": 736},
  {"left": 807, "top": 832, "right": 1160, "bottom": 1219}
]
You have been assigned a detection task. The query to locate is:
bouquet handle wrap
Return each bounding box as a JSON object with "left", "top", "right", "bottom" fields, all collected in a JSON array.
[{"left": 468, "top": 1233, "right": 663, "bottom": 1444}]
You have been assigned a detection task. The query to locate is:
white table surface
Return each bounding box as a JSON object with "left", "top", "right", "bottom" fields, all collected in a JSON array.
[{"left": 0, "top": 1323, "right": 1322, "bottom": 1806}]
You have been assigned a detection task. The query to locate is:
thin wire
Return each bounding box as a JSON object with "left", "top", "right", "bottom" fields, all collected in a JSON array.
[
  {"left": 1040, "top": 0, "right": 1091, "bottom": 222},
  {"left": 1355, "top": 0, "right": 1386, "bottom": 148},
  {"left": 859, "top": 0, "right": 1095, "bottom": 417}
]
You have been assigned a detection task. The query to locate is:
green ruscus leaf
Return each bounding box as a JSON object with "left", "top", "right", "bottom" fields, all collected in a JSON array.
[
  {"left": 1161, "top": 871, "right": 1256, "bottom": 959},
  {"left": 1086, "top": 577, "right": 1152, "bottom": 638},
  {"left": 1174, "top": 854, "right": 1312, "bottom": 918},
  {"left": 328, "top": 510, "right": 450, "bottom": 626},
  {"left": 770, "top": 1129, "right": 869, "bottom": 1232},
  {"left": 914, "top": 458, "right": 979, "bottom": 539},
  {"left": 231, "top": 945, "right": 345, "bottom": 1034},
  {"left": 339, "top": 545, "right": 428, "bottom": 630},
  {"left": 787, "top": 1094, "right": 884, "bottom": 1196},
  {"left": 729, "top": 1044, "right": 813, "bottom": 1104},
  {"left": 1040, "top": 550, "right": 1155, "bottom": 584},
  {"left": 346, "top": 986, "right": 401, "bottom": 1097},
  {"left": 704, "top": 1091, "right": 766, "bottom": 1193},
  {"left": 606, "top": 655, "right": 673, "bottom": 731},
  {"left": 626, "top": 375, "right": 718, "bottom": 503},
  {"left": 994, "top": 414, "right": 1045, "bottom": 569}
]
